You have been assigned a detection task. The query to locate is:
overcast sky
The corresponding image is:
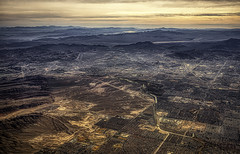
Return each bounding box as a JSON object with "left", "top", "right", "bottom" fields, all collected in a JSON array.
[{"left": 0, "top": 0, "right": 239, "bottom": 28}]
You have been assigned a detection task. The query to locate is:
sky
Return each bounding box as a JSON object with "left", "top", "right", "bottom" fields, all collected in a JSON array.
[{"left": 0, "top": 0, "right": 240, "bottom": 28}]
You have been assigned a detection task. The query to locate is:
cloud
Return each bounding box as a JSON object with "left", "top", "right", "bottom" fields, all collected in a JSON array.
[
  {"left": 1, "top": 12, "right": 239, "bottom": 21},
  {"left": 155, "top": 12, "right": 240, "bottom": 17}
]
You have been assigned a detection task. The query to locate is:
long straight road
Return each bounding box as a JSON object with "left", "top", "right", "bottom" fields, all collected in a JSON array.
[{"left": 150, "top": 93, "right": 205, "bottom": 154}]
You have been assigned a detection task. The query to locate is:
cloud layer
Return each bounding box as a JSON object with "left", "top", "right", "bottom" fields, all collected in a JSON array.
[{"left": 0, "top": 0, "right": 239, "bottom": 27}]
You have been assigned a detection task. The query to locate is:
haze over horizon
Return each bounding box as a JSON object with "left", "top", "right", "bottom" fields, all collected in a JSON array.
[{"left": 0, "top": 0, "right": 240, "bottom": 28}]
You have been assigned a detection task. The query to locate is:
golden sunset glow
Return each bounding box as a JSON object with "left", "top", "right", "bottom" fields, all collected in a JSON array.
[{"left": 0, "top": 0, "right": 240, "bottom": 28}]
